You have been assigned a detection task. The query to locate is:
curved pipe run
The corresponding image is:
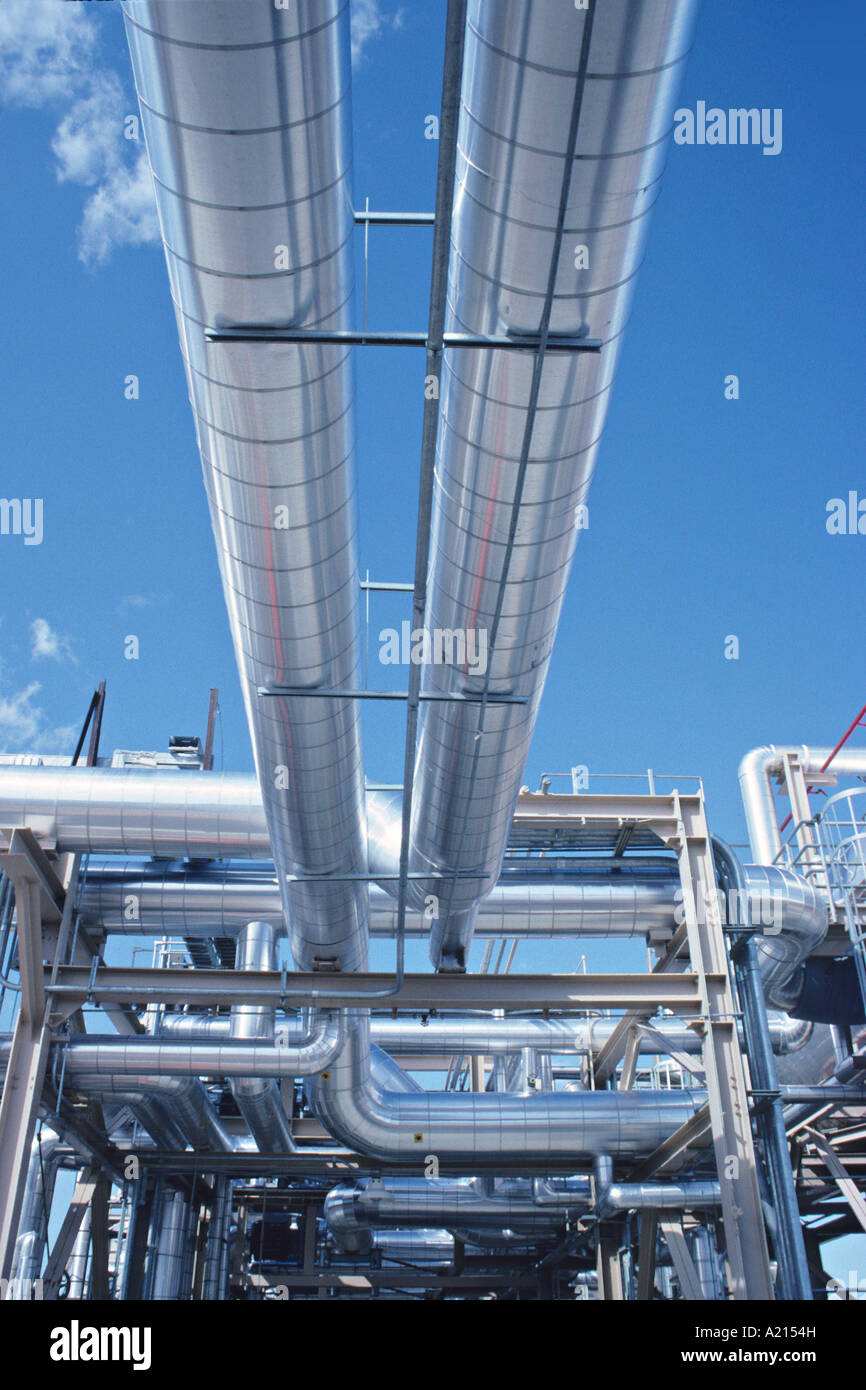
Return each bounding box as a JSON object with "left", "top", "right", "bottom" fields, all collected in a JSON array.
[
  {"left": 79, "top": 856, "right": 823, "bottom": 952},
  {"left": 592, "top": 1156, "right": 720, "bottom": 1220},
  {"left": 311, "top": 1014, "right": 704, "bottom": 1163},
  {"left": 155, "top": 1009, "right": 811, "bottom": 1059},
  {"left": 230, "top": 922, "right": 296, "bottom": 1153},
  {"left": 739, "top": 745, "right": 866, "bottom": 866},
  {"left": 324, "top": 1177, "right": 579, "bottom": 1253},
  {"left": 61, "top": 1012, "right": 344, "bottom": 1080},
  {"left": 75, "top": 1074, "right": 232, "bottom": 1153}
]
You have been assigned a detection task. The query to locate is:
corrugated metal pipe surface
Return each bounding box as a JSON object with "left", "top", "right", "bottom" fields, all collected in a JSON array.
[
  {"left": 121, "top": 0, "right": 368, "bottom": 972},
  {"left": 395, "top": 0, "right": 700, "bottom": 967}
]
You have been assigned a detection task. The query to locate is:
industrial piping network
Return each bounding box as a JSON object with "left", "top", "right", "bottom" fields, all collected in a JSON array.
[{"left": 0, "top": 0, "right": 864, "bottom": 1304}]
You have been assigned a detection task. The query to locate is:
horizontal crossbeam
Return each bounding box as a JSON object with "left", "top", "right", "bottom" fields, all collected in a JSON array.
[
  {"left": 46, "top": 966, "right": 708, "bottom": 1013},
  {"left": 207, "top": 329, "right": 603, "bottom": 352},
  {"left": 259, "top": 686, "right": 528, "bottom": 705}
]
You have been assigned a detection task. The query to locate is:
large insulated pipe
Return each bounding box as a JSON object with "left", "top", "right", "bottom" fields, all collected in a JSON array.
[
  {"left": 0, "top": 768, "right": 271, "bottom": 858},
  {"left": 324, "top": 1178, "right": 578, "bottom": 1252},
  {"left": 0, "top": 762, "right": 826, "bottom": 994},
  {"left": 157, "top": 1009, "right": 811, "bottom": 1060},
  {"left": 312, "top": 1017, "right": 704, "bottom": 1162},
  {"left": 78, "top": 853, "right": 827, "bottom": 1015},
  {"left": 80, "top": 859, "right": 677, "bottom": 934},
  {"left": 229, "top": 923, "right": 296, "bottom": 1153},
  {"left": 402, "top": 0, "right": 700, "bottom": 968},
  {"left": 150, "top": 1189, "right": 188, "bottom": 1301},
  {"left": 62, "top": 1013, "right": 344, "bottom": 1081},
  {"left": 325, "top": 1170, "right": 722, "bottom": 1248},
  {"left": 75, "top": 1075, "right": 233, "bottom": 1153},
  {"left": 65, "top": 1209, "right": 91, "bottom": 1301},
  {"left": 592, "top": 1156, "right": 719, "bottom": 1220},
  {"left": 201, "top": 1177, "right": 232, "bottom": 1302},
  {"left": 739, "top": 745, "right": 866, "bottom": 865},
  {"left": 743, "top": 865, "right": 828, "bottom": 1010},
  {"left": 79, "top": 857, "right": 823, "bottom": 949},
  {"left": 120, "top": 0, "right": 369, "bottom": 973},
  {"left": 8, "top": 1128, "right": 59, "bottom": 1291},
  {"left": 107, "top": 1092, "right": 190, "bottom": 1152}
]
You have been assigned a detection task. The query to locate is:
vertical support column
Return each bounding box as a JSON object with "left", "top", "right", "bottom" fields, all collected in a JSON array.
[
  {"left": 0, "top": 845, "right": 52, "bottom": 1283},
  {"left": 469, "top": 1055, "right": 486, "bottom": 1091},
  {"left": 670, "top": 795, "right": 774, "bottom": 1300},
  {"left": 41, "top": 1167, "right": 98, "bottom": 1300},
  {"left": 780, "top": 752, "right": 825, "bottom": 881},
  {"left": 89, "top": 1173, "right": 111, "bottom": 1301},
  {"left": 731, "top": 932, "right": 813, "bottom": 1299},
  {"left": 230, "top": 1202, "right": 248, "bottom": 1297},
  {"left": 67, "top": 1208, "right": 93, "bottom": 1300},
  {"left": 635, "top": 1209, "right": 658, "bottom": 1301},
  {"left": 302, "top": 1200, "right": 318, "bottom": 1278},
  {"left": 596, "top": 1222, "right": 624, "bottom": 1300},
  {"left": 123, "top": 1176, "right": 155, "bottom": 1302},
  {"left": 618, "top": 1027, "right": 641, "bottom": 1091},
  {"left": 189, "top": 1187, "right": 212, "bottom": 1302},
  {"left": 659, "top": 1220, "right": 706, "bottom": 1301}
]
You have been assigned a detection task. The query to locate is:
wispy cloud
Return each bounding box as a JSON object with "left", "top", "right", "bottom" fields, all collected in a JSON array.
[
  {"left": 117, "top": 593, "right": 153, "bottom": 616},
  {"left": 30, "top": 618, "right": 75, "bottom": 664},
  {"left": 0, "top": 682, "right": 77, "bottom": 754},
  {"left": 351, "top": 0, "right": 407, "bottom": 65},
  {"left": 0, "top": 0, "right": 158, "bottom": 265}
]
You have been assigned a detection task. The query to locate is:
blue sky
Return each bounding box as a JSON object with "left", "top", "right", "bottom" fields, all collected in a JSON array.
[
  {"left": 1, "top": 0, "right": 864, "bottom": 1282},
  {"left": 0, "top": 0, "right": 862, "bottom": 844}
]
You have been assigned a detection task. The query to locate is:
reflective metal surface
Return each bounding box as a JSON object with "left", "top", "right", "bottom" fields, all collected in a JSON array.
[
  {"left": 746, "top": 864, "right": 829, "bottom": 1009},
  {"left": 121, "top": 0, "right": 369, "bottom": 973},
  {"left": 151, "top": 1189, "right": 188, "bottom": 1301},
  {"left": 593, "top": 1155, "right": 720, "bottom": 1219},
  {"left": 324, "top": 1177, "right": 581, "bottom": 1250},
  {"left": 74, "top": 1073, "right": 233, "bottom": 1153},
  {"left": 406, "top": 0, "right": 700, "bottom": 966},
  {"left": 9, "top": 1130, "right": 58, "bottom": 1288},
  {"left": 63, "top": 1012, "right": 344, "bottom": 1080},
  {"left": 312, "top": 1014, "right": 703, "bottom": 1162},
  {"left": 739, "top": 744, "right": 866, "bottom": 866},
  {"left": 80, "top": 855, "right": 823, "bottom": 972},
  {"left": 150, "top": 1008, "right": 810, "bottom": 1059},
  {"left": 0, "top": 767, "right": 270, "bottom": 857},
  {"left": 230, "top": 923, "right": 296, "bottom": 1153}
]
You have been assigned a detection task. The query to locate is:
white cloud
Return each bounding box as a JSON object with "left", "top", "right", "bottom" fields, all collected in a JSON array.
[
  {"left": 351, "top": 0, "right": 406, "bottom": 65},
  {"left": 77, "top": 149, "right": 159, "bottom": 265},
  {"left": 0, "top": 682, "right": 77, "bottom": 755},
  {"left": 51, "top": 70, "right": 126, "bottom": 187},
  {"left": 0, "top": 0, "right": 96, "bottom": 106},
  {"left": 30, "top": 618, "right": 75, "bottom": 664},
  {"left": 0, "top": 0, "right": 158, "bottom": 265},
  {"left": 117, "top": 594, "right": 152, "bottom": 614}
]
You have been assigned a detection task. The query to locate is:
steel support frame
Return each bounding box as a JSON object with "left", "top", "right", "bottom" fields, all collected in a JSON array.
[
  {"left": 41, "top": 1166, "right": 98, "bottom": 1300},
  {"left": 635, "top": 1209, "right": 658, "bottom": 1301},
  {"left": 730, "top": 930, "right": 813, "bottom": 1299},
  {"left": 596, "top": 1221, "right": 625, "bottom": 1301},
  {"left": 46, "top": 966, "right": 706, "bottom": 1012},
  {"left": 641, "top": 794, "right": 775, "bottom": 1300},
  {"left": 658, "top": 1219, "right": 706, "bottom": 1301},
  {"left": 588, "top": 794, "right": 776, "bottom": 1299},
  {"left": 0, "top": 832, "right": 64, "bottom": 1281},
  {"left": 779, "top": 751, "right": 826, "bottom": 883},
  {"left": 5, "top": 794, "right": 784, "bottom": 1302},
  {"left": 804, "top": 1128, "right": 866, "bottom": 1233}
]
